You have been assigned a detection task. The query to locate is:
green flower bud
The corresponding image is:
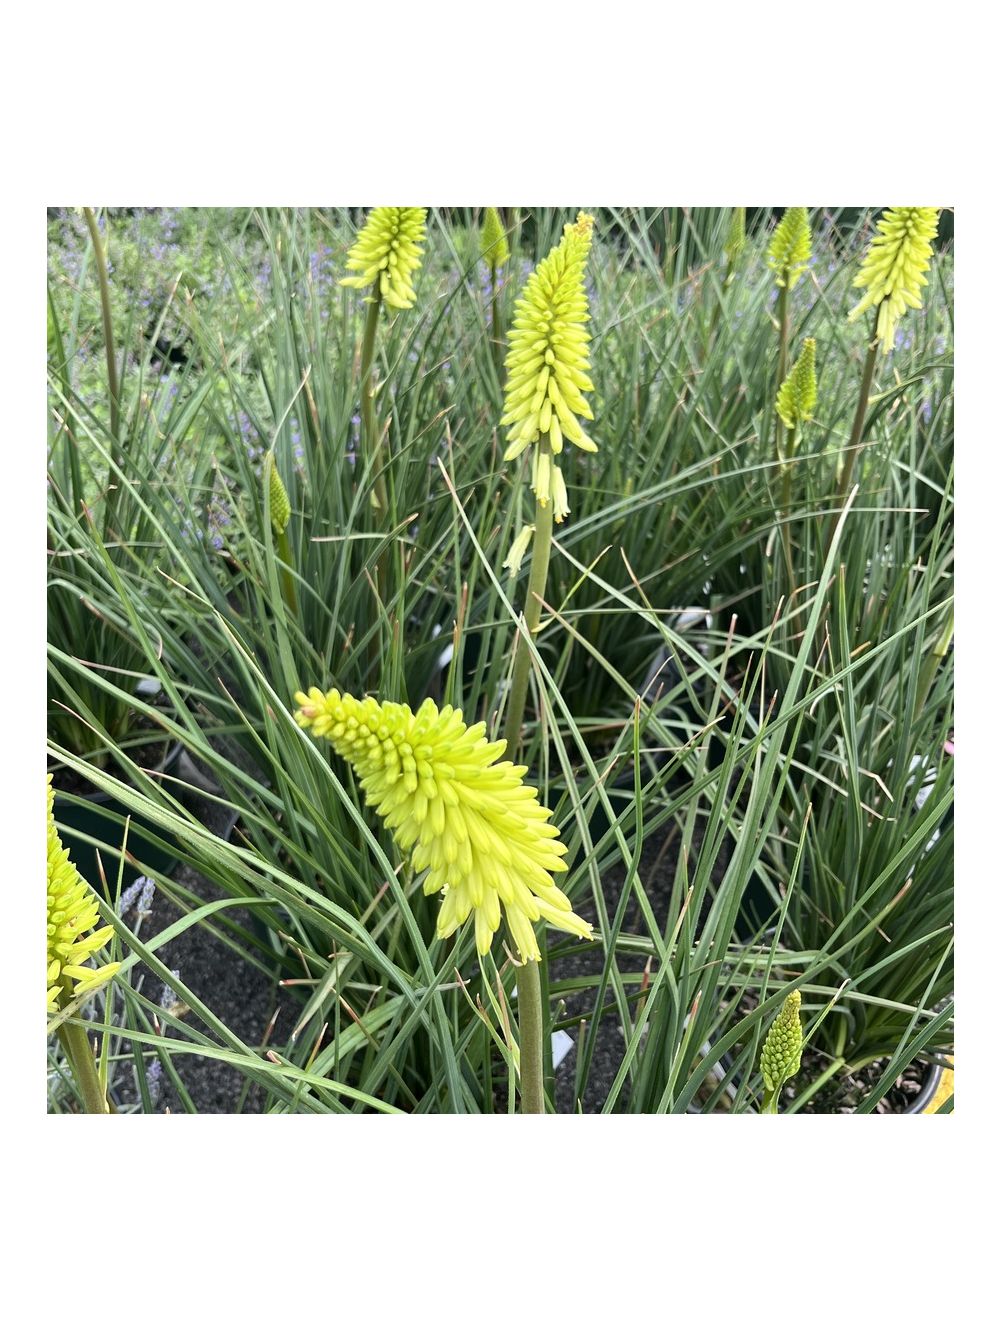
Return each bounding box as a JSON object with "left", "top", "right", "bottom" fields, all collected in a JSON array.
[
  {"left": 776, "top": 338, "right": 818, "bottom": 430},
  {"left": 760, "top": 989, "right": 804, "bottom": 1095},
  {"left": 265, "top": 453, "right": 291, "bottom": 535},
  {"left": 724, "top": 207, "right": 746, "bottom": 266},
  {"left": 481, "top": 207, "right": 510, "bottom": 270},
  {"left": 768, "top": 207, "right": 811, "bottom": 290}
]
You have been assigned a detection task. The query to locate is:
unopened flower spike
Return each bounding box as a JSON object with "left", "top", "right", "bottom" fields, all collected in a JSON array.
[
  {"left": 724, "top": 206, "right": 746, "bottom": 266},
  {"left": 265, "top": 453, "right": 291, "bottom": 535},
  {"left": 501, "top": 211, "right": 597, "bottom": 490},
  {"left": 481, "top": 207, "right": 510, "bottom": 270},
  {"left": 294, "top": 689, "right": 594, "bottom": 962},
  {"left": 767, "top": 207, "right": 812, "bottom": 290},
  {"left": 848, "top": 207, "right": 940, "bottom": 354},
  {"left": 47, "top": 775, "right": 119, "bottom": 1013},
  {"left": 759, "top": 989, "right": 803, "bottom": 1112},
  {"left": 776, "top": 338, "right": 818, "bottom": 431},
  {"left": 341, "top": 207, "right": 427, "bottom": 311}
]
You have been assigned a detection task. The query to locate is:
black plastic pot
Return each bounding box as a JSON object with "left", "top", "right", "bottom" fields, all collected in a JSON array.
[
  {"left": 51, "top": 742, "right": 183, "bottom": 889},
  {"left": 904, "top": 1057, "right": 951, "bottom": 1114}
]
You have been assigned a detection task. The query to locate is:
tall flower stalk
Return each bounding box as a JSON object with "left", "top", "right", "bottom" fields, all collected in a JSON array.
[
  {"left": 47, "top": 776, "right": 119, "bottom": 1114},
  {"left": 775, "top": 337, "right": 817, "bottom": 587},
  {"left": 498, "top": 210, "right": 597, "bottom": 1111},
  {"left": 481, "top": 207, "right": 510, "bottom": 376},
  {"left": 264, "top": 452, "right": 297, "bottom": 617},
  {"left": 827, "top": 207, "right": 940, "bottom": 552},
  {"left": 767, "top": 207, "right": 812, "bottom": 400},
  {"left": 82, "top": 207, "right": 125, "bottom": 540},
  {"left": 341, "top": 207, "right": 427, "bottom": 516},
  {"left": 341, "top": 207, "right": 427, "bottom": 663}
]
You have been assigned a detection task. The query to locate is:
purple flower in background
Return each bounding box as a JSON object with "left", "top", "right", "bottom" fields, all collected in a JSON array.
[
  {"left": 118, "top": 874, "right": 147, "bottom": 917},
  {"left": 160, "top": 975, "right": 180, "bottom": 1012},
  {"left": 145, "top": 1059, "right": 163, "bottom": 1105}
]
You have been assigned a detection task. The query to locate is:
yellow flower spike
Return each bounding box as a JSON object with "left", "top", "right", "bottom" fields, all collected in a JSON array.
[
  {"left": 47, "top": 775, "right": 119, "bottom": 1013},
  {"left": 776, "top": 338, "right": 818, "bottom": 431},
  {"left": 340, "top": 207, "right": 427, "bottom": 311},
  {"left": 481, "top": 207, "right": 510, "bottom": 270},
  {"left": 293, "top": 689, "right": 594, "bottom": 961},
  {"left": 767, "top": 207, "right": 812, "bottom": 290},
  {"left": 264, "top": 453, "right": 291, "bottom": 535},
  {"left": 848, "top": 206, "right": 940, "bottom": 354},
  {"left": 500, "top": 211, "right": 597, "bottom": 470}
]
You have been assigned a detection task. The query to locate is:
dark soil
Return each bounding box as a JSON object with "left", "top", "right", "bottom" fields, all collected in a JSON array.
[
  {"left": 97, "top": 749, "right": 293, "bottom": 1115},
  {"left": 790, "top": 1052, "right": 941, "bottom": 1115},
  {"left": 49, "top": 695, "right": 178, "bottom": 798}
]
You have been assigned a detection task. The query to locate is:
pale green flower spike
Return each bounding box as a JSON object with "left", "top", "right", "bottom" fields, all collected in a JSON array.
[
  {"left": 767, "top": 207, "right": 812, "bottom": 290},
  {"left": 500, "top": 211, "right": 597, "bottom": 487},
  {"left": 265, "top": 453, "right": 291, "bottom": 535},
  {"left": 340, "top": 207, "right": 427, "bottom": 311},
  {"left": 481, "top": 207, "right": 510, "bottom": 270},
  {"left": 776, "top": 338, "right": 818, "bottom": 431},
  {"left": 47, "top": 775, "right": 119, "bottom": 1013},
  {"left": 848, "top": 207, "right": 940, "bottom": 354},
  {"left": 503, "top": 523, "right": 535, "bottom": 577},
  {"left": 724, "top": 206, "right": 746, "bottom": 265},
  {"left": 294, "top": 689, "right": 594, "bottom": 961},
  {"left": 760, "top": 989, "right": 803, "bottom": 1112}
]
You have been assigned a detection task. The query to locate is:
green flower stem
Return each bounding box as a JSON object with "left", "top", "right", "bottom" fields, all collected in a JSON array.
[
  {"left": 502, "top": 471, "right": 555, "bottom": 754},
  {"left": 359, "top": 289, "right": 388, "bottom": 516},
  {"left": 515, "top": 960, "right": 546, "bottom": 1114},
  {"left": 774, "top": 283, "right": 790, "bottom": 429},
  {"left": 780, "top": 425, "right": 797, "bottom": 593},
  {"left": 82, "top": 207, "right": 123, "bottom": 539},
  {"left": 825, "top": 312, "right": 879, "bottom": 558},
  {"left": 276, "top": 527, "right": 299, "bottom": 617},
  {"left": 490, "top": 263, "right": 503, "bottom": 377},
  {"left": 502, "top": 441, "right": 556, "bottom": 1115},
  {"left": 58, "top": 1020, "right": 113, "bottom": 1114}
]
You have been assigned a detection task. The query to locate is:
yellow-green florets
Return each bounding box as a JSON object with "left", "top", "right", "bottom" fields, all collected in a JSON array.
[
  {"left": 776, "top": 338, "right": 818, "bottom": 430},
  {"left": 340, "top": 207, "right": 427, "bottom": 311},
  {"left": 481, "top": 207, "right": 510, "bottom": 270},
  {"left": 294, "top": 688, "right": 594, "bottom": 962},
  {"left": 760, "top": 989, "right": 804, "bottom": 1094},
  {"left": 848, "top": 206, "right": 940, "bottom": 354},
  {"left": 768, "top": 207, "right": 812, "bottom": 290},
  {"left": 500, "top": 211, "right": 597, "bottom": 479},
  {"left": 47, "top": 775, "right": 119, "bottom": 1013},
  {"left": 724, "top": 206, "right": 746, "bottom": 266},
  {"left": 265, "top": 453, "right": 291, "bottom": 535}
]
